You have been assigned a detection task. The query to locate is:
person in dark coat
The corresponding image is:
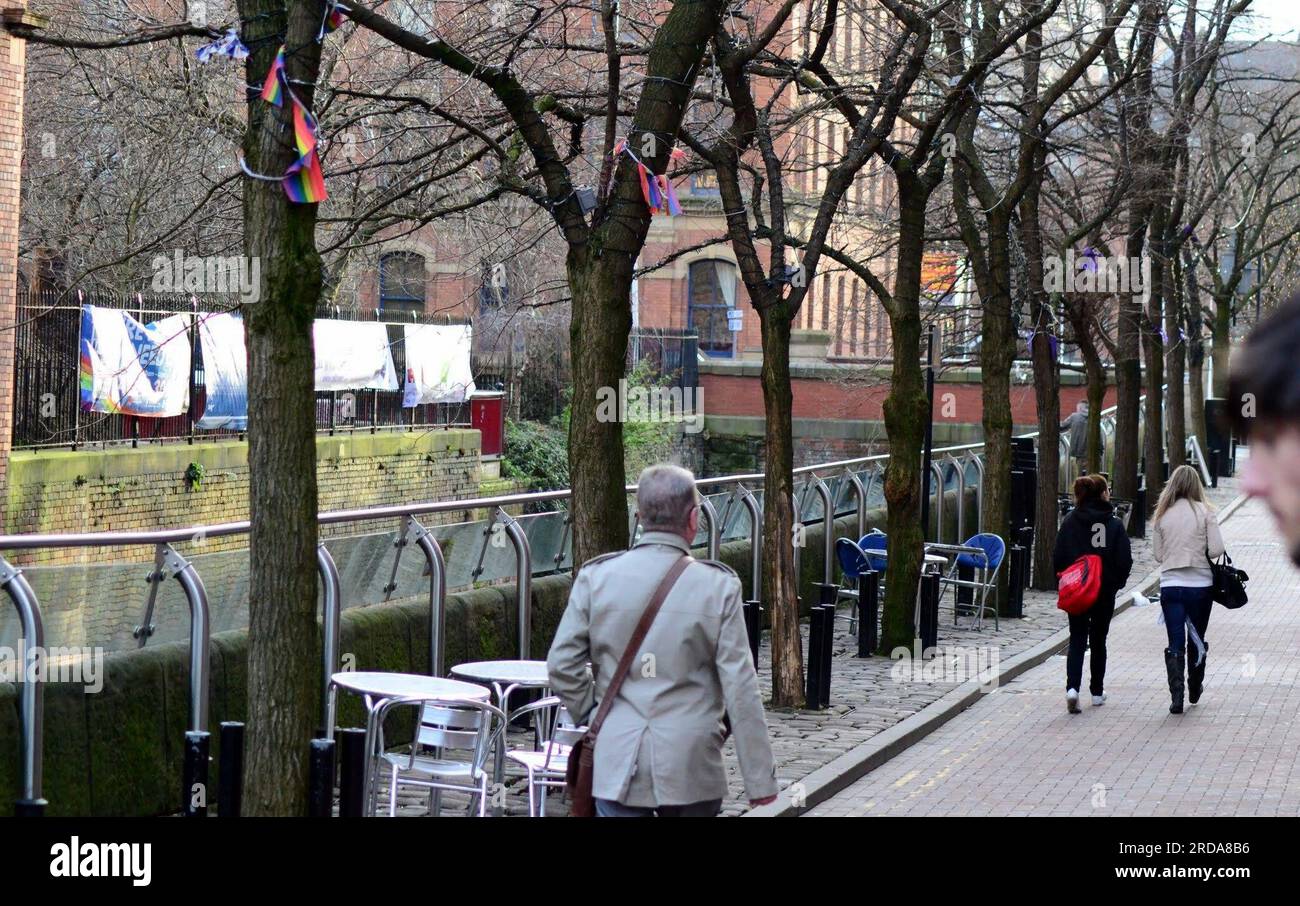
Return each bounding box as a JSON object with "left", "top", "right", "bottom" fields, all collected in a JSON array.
[{"left": 1053, "top": 474, "right": 1133, "bottom": 713}]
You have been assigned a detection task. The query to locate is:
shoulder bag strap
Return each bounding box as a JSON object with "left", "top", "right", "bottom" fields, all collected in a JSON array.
[{"left": 587, "top": 554, "right": 692, "bottom": 738}]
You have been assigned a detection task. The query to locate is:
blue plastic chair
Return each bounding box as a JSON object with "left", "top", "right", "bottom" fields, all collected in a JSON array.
[
  {"left": 950, "top": 533, "right": 1005, "bottom": 630},
  {"left": 858, "top": 531, "right": 888, "bottom": 574},
  {"left": 836, "top": 537, "right": 869, "bottom": 581}
]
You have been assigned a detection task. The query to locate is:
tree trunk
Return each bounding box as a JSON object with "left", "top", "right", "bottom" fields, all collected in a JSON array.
[
  {"left": 1142, "top": 202, "right": 1168, "bottom": 508},
  {"left": 568, "top": 249, "right": 632, "bottom": 566},
  {"left": 978, "top": 222, "right": 1015, "bottom": 606},
  {"left": 1021, "top": 173, "right": 1059, "bottom": 591},
  {"left": 878, "top": 181, "right": 929, "bottom": 652},
  {"left": 1184, "top": 250, "right": 1207, "bottom": 450},
  {"left": 1165, "top": 251, "right": 1186, "bottom": 469},
  {"left": 240, "top": 0, "right": 325, "bottom": 816},
  {"left": 758, "top": 309, "right": 803, "bottom": 707},
  {"left": 1211, "top": 291, "right": 1231, "bottom": 398},
  {"left": 1065, "top": 298, "right": 1107, "bottom": 473}
]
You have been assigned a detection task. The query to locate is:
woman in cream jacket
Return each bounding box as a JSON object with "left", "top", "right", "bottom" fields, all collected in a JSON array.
[{"left": 1152, "top": 465, "right": 1225, "bottom": 714}]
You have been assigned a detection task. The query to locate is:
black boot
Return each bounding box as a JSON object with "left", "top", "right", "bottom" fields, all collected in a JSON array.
[
  {"left": 1188, "top": 642, "right": 1207, "bottom": 705},
  {"left": 1165, "top": 648, "right": 1185, "bottom": 714}
]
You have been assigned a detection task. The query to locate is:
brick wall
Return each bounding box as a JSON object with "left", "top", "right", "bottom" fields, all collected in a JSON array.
[
  {"left": 0, "top": 9, "right": 28, "bottom": 529},
  {"left": 0, "top": 430, "right": 482, "bottom": 651}
]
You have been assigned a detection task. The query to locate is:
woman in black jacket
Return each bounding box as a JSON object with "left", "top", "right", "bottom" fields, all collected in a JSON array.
[{"left": 1053, "top": 474, "right": 1134, "bottom": 714}]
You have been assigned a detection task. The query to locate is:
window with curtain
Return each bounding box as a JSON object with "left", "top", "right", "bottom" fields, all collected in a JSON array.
[
  {"left": 378, "top": 252, "right": 426, "bottom": 315},
  {"left": 688, "top": 259, "right": 737, "bottom": 358}
]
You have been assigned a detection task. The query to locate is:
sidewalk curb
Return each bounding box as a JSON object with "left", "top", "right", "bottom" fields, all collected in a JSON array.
[{"left": 745, "top": 491, "right": 1250, "bottom": 818}]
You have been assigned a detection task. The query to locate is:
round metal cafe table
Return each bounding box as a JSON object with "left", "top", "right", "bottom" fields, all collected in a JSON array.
[
  {"left": 330, "top": 671, "right": 490, "bottom": 816},
  {"left": 449, "top": 660, "right": 552, "bottom": 813}
]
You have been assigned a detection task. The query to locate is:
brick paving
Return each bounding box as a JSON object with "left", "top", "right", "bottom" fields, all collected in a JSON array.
[
  {"left": 382, "top": 481, "right": 1239, "bottom": 817},
  {"left": 807, "top": 490, "right": 1300, "bottom": 817}
]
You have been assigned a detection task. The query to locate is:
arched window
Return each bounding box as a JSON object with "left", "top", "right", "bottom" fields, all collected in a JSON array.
[
  {"left": 379, "top": 252, "right": 426, "bottom": 315},
  {"left": 688, "top": 259, "right": 738, "bottom": 358}
]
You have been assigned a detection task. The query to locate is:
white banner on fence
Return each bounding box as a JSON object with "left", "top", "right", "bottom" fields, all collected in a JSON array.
[
  {"left": 401, "top": 323, "right": 476, "bottom": 406},
  {"left": 197, "top": 311, "right": 248, "bottom": 430},
  {"left": 314, "top": 319, "right": 399, "bottom": 392},
  {"left": 79, "top": 305, "right": 191, "bottom": 417}
]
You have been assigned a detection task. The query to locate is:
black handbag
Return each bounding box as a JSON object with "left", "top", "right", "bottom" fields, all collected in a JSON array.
[
  {"left": 1198, "top": 507, "right": 1247, "bottom": 609},
  {"left": 1208, "top": 551, "right": 1249, "bottom": 609}
]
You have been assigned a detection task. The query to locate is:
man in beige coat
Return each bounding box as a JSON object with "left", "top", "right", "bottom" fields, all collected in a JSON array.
[{"left": 547, "top": 463, "right": 779, "bottom": 816}]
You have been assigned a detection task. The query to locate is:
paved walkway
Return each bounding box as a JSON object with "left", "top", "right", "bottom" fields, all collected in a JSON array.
[{"left": 807, "top": 495, "right": 1300, "bottom": 816}]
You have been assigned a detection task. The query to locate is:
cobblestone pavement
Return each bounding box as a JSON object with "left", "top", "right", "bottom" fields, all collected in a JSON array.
[
  {"left": 806, "top": 489, "right": 1300, "bottom": 817},
  {"left": 380, "top": 481, "right": 1239, "bottom": 817}
]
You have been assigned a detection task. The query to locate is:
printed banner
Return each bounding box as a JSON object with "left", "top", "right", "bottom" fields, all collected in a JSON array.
[
  {"left": 402, "top": 324, "right": 476, "bottom": 406},
  {"left": 197, "top": 311, "right": 248, "bottom": 430},
  {"left": 79, "top": 305, "right": 191, "bottom": 417},
  {"left": 314, "top": 320, "right": 399, "bottom": 391}
]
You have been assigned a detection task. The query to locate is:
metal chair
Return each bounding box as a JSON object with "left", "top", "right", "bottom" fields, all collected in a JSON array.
[
  {"left": 504, "top": 695, "right": 587, "bottom": 817},
  {"left": 374, "top": 696, "right": 507, "bottom": 817},
  {"left": 936, "top": 533, "right": 1005, "bottom": 631}
]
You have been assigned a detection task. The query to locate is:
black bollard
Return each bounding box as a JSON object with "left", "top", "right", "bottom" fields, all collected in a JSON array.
[
  {"left": 820, "top": 603, "right": 834, "bottom": 708},
  {"left": 955, "top": 563, "right": 974, "bottom": 617},
  {"left": 308, "top": 738, "right": 337, "bottom": 818},
  {"left": 338, "top": 727, "right": 368, "bottom": 818},
  {"left": 1133, "top": 485, "right": 1147, "bottom": 538},
  {"left": 918, "top": 572, "right": 940, "bottom": 652},
  {"left": 857, "top": 571, "right": 879, "bottom": 657},
  {"left": 743, "top": 600, "right": 762, "bottom": 667},
  {"left": 806, "top": 605, "right": 824, "bottom": 708},
  {"left": 218, "top": 721, "right": 244, "bottom": 817},
  {"left": 1007, "top": 545, "right": 1026, "bottom": 619},
  {"left": 1210, "top": 449, "right": 1220, "bottom": 488},
  {"left": 1016, "top": 526, "right": 1034, "bottom": 589},
  {"left": 182, "top": 730, "right": 210, "bottom": 817},
  {"left": 14, "top": 798, "right": 46, "bottom": 817}
]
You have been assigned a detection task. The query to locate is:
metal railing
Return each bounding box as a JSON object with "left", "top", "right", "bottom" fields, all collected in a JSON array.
[{"left": 0, "top": 393, "right": 1135, "bottom": 815}]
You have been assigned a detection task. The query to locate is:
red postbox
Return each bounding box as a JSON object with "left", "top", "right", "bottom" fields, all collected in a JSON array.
[{"left": 470, "top": 390, "right": 506, "bottom": 457}]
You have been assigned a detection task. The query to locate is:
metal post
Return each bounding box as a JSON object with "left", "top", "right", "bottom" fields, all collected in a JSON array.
[
  {"left": 931, "top": 461, "right": 945, "bottom": 543},
  {"left": 163, "top": 546, "right": 210, "bottom": 732},
  {"left": 857, "top": 571, "right": 878, "bottom": 657},
  {"left": 806, "top": 605, "right": 824, "bottom": 708},
  {"left": 699, "top": 496, "right": 721, "bottom": 561},
  {"left": 812, "top": 475, "right": 835, "bottom": 585},
  {"left": 218, "top": 721, "right": 244, "bottom": 817},
  {"left": 308, "top": 738, "right": 336, "bottom": 818},
  {"left": 947, "top": 454, "right": 966, "bottom": 543},
  {"left": 739, "top": 485, "right": 762, "bottom": 599},
  {"left": 1007, "top": 545, "right": 1026, "bottom": 619},
  {"left": 1, "top": 559, "right": 45, "bottom": 815},
  {"left": 818, "top": 583, "right": 835, "bottom": 708},
  {"left": 845, "top": 469, "right": 868, "bottom": 542},
  {"left": 920, "top": 326, "right": 936, "bottom": 540},
  {"left": 182, "top": 730, "right": 210, "bottom": 817},
  {"left": 918, "top": 572, "right": 940, "bottom": 652},
  {"left": 318, "top": 544, "right": 341, "bottom": 734},
  {"left": 743, "top": 600, "right": 762, "bottom": 667},
  {"left": 337, "top": 727, "right": 368, "bottom": 818},
  {"left": 969, "top": 452, "right": 986, "bottom": 532},
  {"left": 499, "top": 509, "right": 533, "bottom": 660},
  {"left": 412, "top": 519, "right": 447, "bottom": 676}
]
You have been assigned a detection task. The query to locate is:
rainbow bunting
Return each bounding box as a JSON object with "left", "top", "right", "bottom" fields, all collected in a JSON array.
[
  {"left": 283, "top": 149, "right": 327, "bottom": 203},
  {"left": 260, "top": 46, "right": 286, "bottom": 106}
]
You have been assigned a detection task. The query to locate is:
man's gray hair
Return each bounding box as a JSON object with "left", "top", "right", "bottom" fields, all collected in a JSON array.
[{"left": 636, "top": 463, "right": 699, "bottom": 532}]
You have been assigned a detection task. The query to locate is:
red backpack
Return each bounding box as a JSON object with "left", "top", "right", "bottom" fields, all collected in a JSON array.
[{"left": 1057, "top": 554, "right": 1102, "bottom": 615}]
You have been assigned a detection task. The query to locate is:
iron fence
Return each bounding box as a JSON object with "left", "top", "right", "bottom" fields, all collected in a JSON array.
[{"left": 11, "top": 289, "right": 473, "bottom": 450}]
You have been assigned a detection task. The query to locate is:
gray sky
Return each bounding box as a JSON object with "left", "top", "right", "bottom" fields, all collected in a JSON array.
[{"left": 1236, "top": 0, "right": 1300, "bottom": 40}]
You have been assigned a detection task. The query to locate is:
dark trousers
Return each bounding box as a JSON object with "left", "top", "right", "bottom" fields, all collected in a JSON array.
[
  {"left": 1159, "top": 585, "right": 1213, "bottom": 658},
  {"left": 1066, "top": 595, "right": 1116, "bottom": 695},
  {"left": 595, "top": 798, "right": 722, "bottom": 817}
]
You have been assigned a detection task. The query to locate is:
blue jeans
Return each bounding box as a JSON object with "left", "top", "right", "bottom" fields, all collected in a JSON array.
[
  {"left": 1159, "top": 585, "right": 1213, "bottom": 657},
  {"left": 595, "top": 798, "right": 722, "bottom": 817}
]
